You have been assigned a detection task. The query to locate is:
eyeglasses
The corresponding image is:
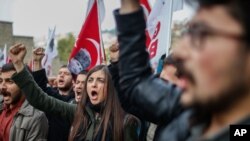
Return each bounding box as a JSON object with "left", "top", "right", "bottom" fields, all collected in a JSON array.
[{"left": 181, "top": 22, "right": 246, "bottom": 50}]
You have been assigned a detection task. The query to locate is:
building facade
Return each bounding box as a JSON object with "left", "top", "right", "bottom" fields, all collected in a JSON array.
[{"left": 0, "top": 20, "right": 33, "bottom": 63}]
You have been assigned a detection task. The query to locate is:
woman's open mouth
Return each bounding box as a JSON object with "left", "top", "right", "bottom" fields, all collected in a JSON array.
[{"left": 90, "top": 91, "right": 98, "bottom": 100}]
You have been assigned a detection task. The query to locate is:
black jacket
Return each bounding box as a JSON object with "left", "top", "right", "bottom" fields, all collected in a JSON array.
[
  {"left": 32, "top": 69, "right": 74, "bottom": 141},
  {"left": 113, "top": 8, "right": 248, "bottom": 141}
]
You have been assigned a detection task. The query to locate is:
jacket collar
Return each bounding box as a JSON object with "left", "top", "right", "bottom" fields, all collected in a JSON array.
[
  {"left": 0, "top": 101, "right": 3, "bottom": 113},
  {"left": 0, "top": 96, "right": 3, "bottom": 113},
  {"left": 17, "top": 100, "right": 34, "bottom": 116},
  {"left": 86, "top": 106, "right": 95, "bottom": 122}
]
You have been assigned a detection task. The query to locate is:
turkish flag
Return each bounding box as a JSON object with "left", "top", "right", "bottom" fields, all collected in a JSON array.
[
  {"left": 68, "top": 0, "right": 103, "bottom": 74},
  {"left": 140, "top": 0, "right": 151, "bottom": 17}
]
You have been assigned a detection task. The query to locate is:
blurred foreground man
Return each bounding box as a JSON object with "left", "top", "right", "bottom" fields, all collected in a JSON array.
[
  {"left": 114, "top": 0, "right": 250, "bottom": 140},
  {"left": 0, "top": 63, "right": 48, "bottom": 141}
]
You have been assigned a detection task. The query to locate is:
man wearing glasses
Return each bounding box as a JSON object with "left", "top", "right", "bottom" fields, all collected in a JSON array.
[{"left": 114, "top": 0, "right": 250, "bottom": 141}]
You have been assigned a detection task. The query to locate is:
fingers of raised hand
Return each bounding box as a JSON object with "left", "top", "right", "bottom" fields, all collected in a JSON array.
[
  {"left": 10, "top": 44, "right": 26, "bottom": 55},
  {"left": 34, "top": 47, "right": 45, "bottom": 55},
  {"left": 109, "top": 42, "right": 119, "bottom": 52}
]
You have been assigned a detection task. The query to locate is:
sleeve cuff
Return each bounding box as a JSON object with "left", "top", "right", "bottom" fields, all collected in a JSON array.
[
  {"left": 12, "top": 66, "right": 34, "bottom": 89},
  {"left": 114, "top": 8, "right": 146, "bottom": 34},
  {"left": 32, "top": 68, "right": 48, "bottom": 83}
]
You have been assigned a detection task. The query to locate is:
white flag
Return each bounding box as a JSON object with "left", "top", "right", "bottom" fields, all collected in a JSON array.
[
  {"left": 0, "top": 44, "right": 7, "bottom": 67},
  {"left": 42, "top": 26, "right": 57, "bottom": 76},
  {"left": 147, "top": 0, "right": 183, "bottom": 69}
]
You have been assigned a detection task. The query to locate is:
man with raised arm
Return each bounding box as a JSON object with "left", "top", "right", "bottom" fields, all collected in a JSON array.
[
  {"left": 113, "top": 0, "right": 250, "bottom": 141},
  {"left": 31, "top": 47, "right": 75, "bottom": 141}
]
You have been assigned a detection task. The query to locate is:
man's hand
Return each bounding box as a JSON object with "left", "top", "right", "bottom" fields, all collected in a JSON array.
[
  {"left": 120, "top": 0, "right": 140, "bottom": 14},
  {"left": 32, "top": 47, "right": 45, "bottom": 71},
  {"left": 109, "top": 42, "right": 119, "bottom": 63},
  {"left": 9, "top": 43, "right": 27, "bottom": 72},
  {"left": 33, "top": 47, "right": 45, "bottom": 62}
]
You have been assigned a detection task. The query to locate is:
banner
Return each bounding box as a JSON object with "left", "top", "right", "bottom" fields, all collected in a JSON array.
[{"left": 147, "top": 0, "right": 183, "bottom": 69}]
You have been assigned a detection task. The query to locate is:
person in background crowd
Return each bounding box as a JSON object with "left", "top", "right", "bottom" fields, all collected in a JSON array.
[
  {"left": 70, "top": 70, "right": 88, "bottom": 104},
  {"left": 8, "top": 43, "right": 141, "bottom": 141},
  {"left": 31, "top": 47, "right": 75, "bottom": 141},
  {"left": 0, "top": 62, "right": 48, "bottom": 141},
  {"left": 32, "top": 47, "right": 75, "bottom": 102},
  {"left": 160, "top": 54, "right": 180, "bottom": 84},
  {"left": 114, "top": 0, "right": 250, "bottom": 140}
]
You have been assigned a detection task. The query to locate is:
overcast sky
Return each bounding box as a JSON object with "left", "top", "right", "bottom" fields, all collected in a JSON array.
[{"left": 0, "top": 0, "right": 193, "bottom": 38}]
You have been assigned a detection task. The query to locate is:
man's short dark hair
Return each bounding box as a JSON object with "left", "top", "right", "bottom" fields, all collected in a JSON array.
[
  {"left": 78, "top": 70, "right": 88, "bottom": 75},
  {"left": 59, "top": 64, "right": 76, "bottom": 78},
  {"left": 1, "top": 63, "right": 32, "bottom": 74},
  {"left": 1, "top": 63, "right": 16, "bottom": 73},
  {"left": 189, "top": 0, "right": 250, "bottom": 45},
  {"left": 163, "top": 54, "right": 177, "bottom": 66}
]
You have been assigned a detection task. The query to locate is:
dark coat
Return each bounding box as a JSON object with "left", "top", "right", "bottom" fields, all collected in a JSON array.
[{"left": 32, "top": 69, "right": 74, "bottom": 141}]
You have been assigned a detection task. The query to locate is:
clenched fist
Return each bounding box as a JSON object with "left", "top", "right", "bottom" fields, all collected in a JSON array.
[
  {"left": 9, "top": 43, "right": 27, "bottom": 72},
  {"left": 33, "top": 47, "right": 45, "bottom": 62},
  {"left": 109, "top": 42, "right": 119, "bottom": 63}
]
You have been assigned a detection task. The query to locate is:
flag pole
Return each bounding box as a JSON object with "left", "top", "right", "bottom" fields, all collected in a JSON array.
[
  {"left": 96, "top": 0, "right": 106, "bottom": 64},
  {"left": 4, "top": 44, "right": 7, "bottom": 64},
  {"left": 86, "top": 0, "right": 93, "bottom": 17},
  {"left": 165, "top": 0, "right": 173, "bottom": 56},
  {"left": 32, "top": 44, "right": 34, "bottom": 71}
]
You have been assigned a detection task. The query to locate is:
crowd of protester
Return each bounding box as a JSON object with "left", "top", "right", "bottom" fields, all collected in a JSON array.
[{"left": 1, "top": 0, "right": 250, "bottom": 141}]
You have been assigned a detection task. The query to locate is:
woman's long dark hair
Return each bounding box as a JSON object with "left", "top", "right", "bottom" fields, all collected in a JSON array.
[{"left": 69, "top": 65, "right": 125, "bottom": 141}]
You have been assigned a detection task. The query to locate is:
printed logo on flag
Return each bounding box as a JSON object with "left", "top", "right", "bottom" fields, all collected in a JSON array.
[
  {"left": 68, "top": 38, "right": 100, "bottom": 74},
  {"left": 148, "top": 21, "right": 161, "bottom": 59}
]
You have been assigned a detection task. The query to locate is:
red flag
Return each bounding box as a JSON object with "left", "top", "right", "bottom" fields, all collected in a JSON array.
[
  {"left": 68, "top": 0, "right": 103, "bottom": 74},
  {"left": 140, "top": 0, "right": 152, "bottom": 47},
  {"left": 28, "top": 60, "right": 33, "bottom": 71},
  {"left": 140, "top": 0, "right": 151, "bottom": 17}
]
